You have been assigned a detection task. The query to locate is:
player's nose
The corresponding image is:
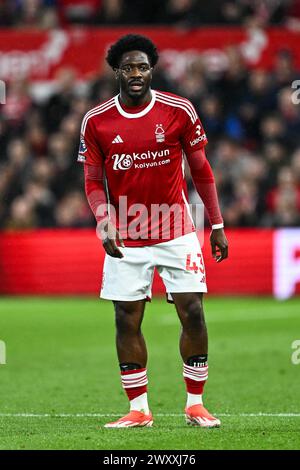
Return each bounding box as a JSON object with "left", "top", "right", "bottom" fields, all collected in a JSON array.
[{"left": 130, "top": 66, "right": 143, "bottom": 78}]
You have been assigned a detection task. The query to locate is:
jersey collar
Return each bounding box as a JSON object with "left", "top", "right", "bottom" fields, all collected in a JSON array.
[{"left": 115, "top": 90, "right": 156, "bottom": 118}]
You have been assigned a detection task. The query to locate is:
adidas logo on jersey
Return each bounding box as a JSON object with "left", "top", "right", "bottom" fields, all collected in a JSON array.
[{"left": 112, "top": 135, "right": 123, "bottom": 143}]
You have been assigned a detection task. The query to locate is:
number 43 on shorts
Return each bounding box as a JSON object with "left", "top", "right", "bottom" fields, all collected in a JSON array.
[{"left": 185, "top": 253, "right": 205, "bottom": 274}]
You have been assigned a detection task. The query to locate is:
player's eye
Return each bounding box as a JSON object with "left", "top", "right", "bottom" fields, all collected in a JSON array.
[
  {"left": 120, "top": 65, "right": 132, "bottom": 73},
  {"left": 139, "top": 65, "right": 150, "bottom": 72},
  {"left": 120, "top": 65, "right": 150, "bottom": 73}
]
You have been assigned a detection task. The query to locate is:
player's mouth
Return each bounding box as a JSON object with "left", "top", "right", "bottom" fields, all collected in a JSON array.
[{"left": 129, "top": 81, "right": 144, "bottom": 92}]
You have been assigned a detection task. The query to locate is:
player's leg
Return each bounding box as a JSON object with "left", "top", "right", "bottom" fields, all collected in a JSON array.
[
  {"left": 104, "top": 299, "right": 153, "bottom": 428},
  {"left": 171, "top": 292, "right": 207, "bottom": 362},
  {"left": 114, "top": 299, "right": 147, "bottom": 367},
  {"left": 155, "top": 233, "right": 220, "bottom": 427},
  {"left": 101, "top": 246, "right": 154, "bottom": 427},
  {"left": 172, "top": 292, "right": 220, "bottom": 428}
]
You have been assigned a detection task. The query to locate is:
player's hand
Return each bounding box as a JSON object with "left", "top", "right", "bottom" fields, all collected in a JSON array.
[
  {"left": 210, "top": 228, "right": 228, "bottom": 263},
  {"left": 97, "top": 219, "right": 125, "bottom": 258}
]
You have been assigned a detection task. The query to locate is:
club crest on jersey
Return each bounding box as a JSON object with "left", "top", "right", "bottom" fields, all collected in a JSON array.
[
  {"left": 112, "top": 153, "right": 133, "bottom": 170},
  {"left": 155, "top": 124, "right": 165, "bottom": 143}
]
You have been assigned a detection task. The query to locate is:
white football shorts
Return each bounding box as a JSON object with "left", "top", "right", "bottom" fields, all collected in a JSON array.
[{"left": 100, "top": 232, "right": 207, "bottom": 302}]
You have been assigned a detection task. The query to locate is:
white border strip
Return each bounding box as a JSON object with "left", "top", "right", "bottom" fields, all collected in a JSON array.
[
  {"left": 115, "top": 90, "right": 156, "bottom": 118},
  {"left": 156, "top": 91, "right": 197, "bottom": 123},
  {"left": 82, "top": 103, "right": 115, "bottom": 135},
  {"left": 81, "top": 97, "right": 115, "bottom": 135},
  {"left": 156, "top": 97, "right": 196, "bottom": 124}
]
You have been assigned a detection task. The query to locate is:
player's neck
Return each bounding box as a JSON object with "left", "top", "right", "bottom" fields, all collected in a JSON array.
[{"left": 119, "top": 89, "right": 152, "bottom": 108}]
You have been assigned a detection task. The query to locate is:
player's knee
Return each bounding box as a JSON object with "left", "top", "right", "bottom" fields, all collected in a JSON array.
[
  {"left": 114, "top": 303, "right": 142, "bottom": 334},
  {"left": 181, "top": 298, "right": 206, "bottom": 329}
]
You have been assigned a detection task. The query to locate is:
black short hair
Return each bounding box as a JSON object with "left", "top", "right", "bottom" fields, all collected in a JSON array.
[{"left": 106, "top": 34, "right": 159, "bottom": 69}]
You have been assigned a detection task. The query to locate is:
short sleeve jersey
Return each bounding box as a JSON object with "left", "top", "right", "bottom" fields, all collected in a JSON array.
[{"left": 78, "top": 90, "right": 208, "bottom": 246}]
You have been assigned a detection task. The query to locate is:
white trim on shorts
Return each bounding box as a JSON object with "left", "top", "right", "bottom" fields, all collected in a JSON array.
[{"left": 100, "top": 294, "right": 151, "bottom": 302}]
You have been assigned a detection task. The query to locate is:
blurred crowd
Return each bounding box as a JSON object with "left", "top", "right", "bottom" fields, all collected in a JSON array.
[
  {"left": 1, "top": 0, "right": 300, "bottom": 229},
  {"left": 186, "top": 47, "right": 300, "bottom": 228},
  {"left": 1, "top": 0, "right": 300, "bottom": 29},
  {"left": 1, "top": 43, "right": 300, "bottom": 230}
]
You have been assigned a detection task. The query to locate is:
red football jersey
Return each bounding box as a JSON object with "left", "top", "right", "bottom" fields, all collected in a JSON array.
[{"left": 78, "top": 90, "right": 208, "bottom": 246}]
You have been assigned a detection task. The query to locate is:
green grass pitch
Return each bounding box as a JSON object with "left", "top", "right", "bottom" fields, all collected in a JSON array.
[{"left": 0, "top": 296, "right": 299, "bottom": 450}]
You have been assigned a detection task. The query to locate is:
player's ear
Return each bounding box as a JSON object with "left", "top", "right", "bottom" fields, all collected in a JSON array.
[{"left": 113, "top": 67, "right": 119, "bottom": 80}]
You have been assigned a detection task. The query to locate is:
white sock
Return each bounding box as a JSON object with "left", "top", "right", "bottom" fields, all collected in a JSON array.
[
  {"left": 186, "top": 392, "right": 203, "bottom": 408},
  {"left": 129, "top": 392, "right": 149, "bottom": 414}
]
